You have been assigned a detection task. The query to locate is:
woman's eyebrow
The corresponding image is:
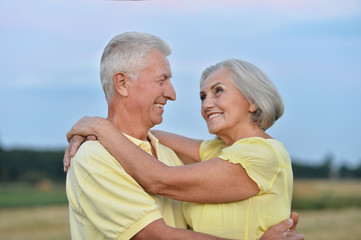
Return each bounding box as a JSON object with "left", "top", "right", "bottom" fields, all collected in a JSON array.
[
  {"left": 210, "top": 81, "right": 225, "bottom": 90},
  {"left": 200, "top": 81, "right": 225, "bottom": 94}
]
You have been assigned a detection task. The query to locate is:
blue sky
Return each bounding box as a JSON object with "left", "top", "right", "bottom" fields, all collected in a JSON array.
[{"left": 1, "top": 0, "right": 360, "bottom": 168}]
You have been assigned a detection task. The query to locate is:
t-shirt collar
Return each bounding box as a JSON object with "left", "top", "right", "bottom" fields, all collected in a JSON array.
[{"left": 122, "top": 132, "right": 159, "bottom": 155}]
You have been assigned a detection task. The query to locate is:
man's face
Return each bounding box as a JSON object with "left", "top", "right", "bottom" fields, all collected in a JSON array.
[{"left": 127, "top": 50, "right": 176, "bottom": 129}]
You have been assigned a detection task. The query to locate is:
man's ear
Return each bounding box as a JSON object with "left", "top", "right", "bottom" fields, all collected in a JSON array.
[{"left": 113, "top": 72, "right": 129, "bottom": 97}]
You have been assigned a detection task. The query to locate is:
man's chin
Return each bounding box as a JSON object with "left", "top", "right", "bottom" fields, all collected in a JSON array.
[{"left": 151, "top": 117, "right": 163, "bottom": 127}]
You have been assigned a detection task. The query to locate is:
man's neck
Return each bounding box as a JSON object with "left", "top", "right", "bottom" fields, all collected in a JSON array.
[
  {"left": 107, "top": 106, "right": 158, "bottom": 158},
  {"left": 107, "top": 111, "right": 149, "bottom": 141}
]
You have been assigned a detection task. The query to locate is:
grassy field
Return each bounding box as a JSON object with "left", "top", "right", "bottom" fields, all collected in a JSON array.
[
  {"left": 1, "top": 206, "right": 361, "bottom": 240},
  {"left": 0, "top": 205, "right": 70, "bottom": 240},
  {"left": 0, "top": 180, "right": 68, "bottom": 208},
  {"left": 297, "top": 208, "right": 361, "bottom": 240},
  {"left": 0, "top": 181, "right": 68, "bottom": 208},
  {"left": 293, "top": 179, "right": 361, "bottom": 210},
  {"left": 1, "top": 180, "right": 361, "bottom": 239}
]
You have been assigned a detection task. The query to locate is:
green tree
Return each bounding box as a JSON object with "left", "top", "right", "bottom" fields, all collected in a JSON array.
[{"left": 1, "top": 148, "right": 66, "bottom": 183}]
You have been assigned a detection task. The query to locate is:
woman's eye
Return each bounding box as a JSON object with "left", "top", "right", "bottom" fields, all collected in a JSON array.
[
  {"left": 215, "top": 87, "right": 223, "bottom": 93},
  {"left": 200, "top": 95, "right": 206, "bottom": 101}
]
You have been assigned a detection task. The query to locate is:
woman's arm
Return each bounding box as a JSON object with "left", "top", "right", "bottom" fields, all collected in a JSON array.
[
  {"left": 67, "top": 117, "right": 259, "bottom": 203},
  {"left": 151, "top": 130, "right": 202, "bottom": 164}
]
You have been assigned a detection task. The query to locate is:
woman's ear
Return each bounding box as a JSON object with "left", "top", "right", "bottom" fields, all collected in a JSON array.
[
  {"left": 249, "top": 103, "right": 257, "bottom": 113},
  {"left": 113, "top": 72, "right": 129, "bottom": 97}
]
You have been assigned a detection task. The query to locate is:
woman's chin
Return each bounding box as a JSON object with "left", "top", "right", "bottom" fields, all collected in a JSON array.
[{"left": 207, "top": 128, "right": 219, "bottom": 136}]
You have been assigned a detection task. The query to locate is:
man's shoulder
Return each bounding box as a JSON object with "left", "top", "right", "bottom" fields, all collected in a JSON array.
[
  {"left": 157, "top": 142, "right": 177, "bottom": 156},
  {"left": 73, "top": 141, "right": 105, "bottom": 158},
  {"left": 71, "top": 140, "right": 120, "bottom": 170},
  {"left": 80, "top": 140, "right": 104, "bottom": 150},
  {"left": 157, "top": 143, "right": 184, "bottom": 166}
]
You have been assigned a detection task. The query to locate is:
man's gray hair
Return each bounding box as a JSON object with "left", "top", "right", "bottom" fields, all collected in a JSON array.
[
  {"left": 100, "top": 32, "right": 171, "bottom": 103},
  {"left": 200, "top": 59, "right": 284, "bottom": 130}
]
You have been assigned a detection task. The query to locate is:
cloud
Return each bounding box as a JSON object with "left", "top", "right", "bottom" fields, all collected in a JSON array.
[{"left": 153, "top": 0, "right": 361, "bottom": 20}]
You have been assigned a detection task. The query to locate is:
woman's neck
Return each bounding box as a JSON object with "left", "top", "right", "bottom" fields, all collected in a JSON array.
[{"left": 217, "top": 124, "right": 271, "bottom": 146}]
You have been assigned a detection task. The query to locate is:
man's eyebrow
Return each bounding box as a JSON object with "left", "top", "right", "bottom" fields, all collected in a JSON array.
[{"left": 163, "top": 73, "right": 172, "bottom": 79}]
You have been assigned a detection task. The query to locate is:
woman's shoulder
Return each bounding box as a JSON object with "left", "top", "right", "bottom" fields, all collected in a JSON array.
[
  {"left": 201, "top": 137, "right": 225, "bottom": 147},
  {"left": 200, "top": 137, "right": 227, "bottom": 161},
  {"left": 233, "top": 137, "right": 285, "bottom": 149},
  {"left": 223, "top": 137, "right": 287, "bottom": 159}
]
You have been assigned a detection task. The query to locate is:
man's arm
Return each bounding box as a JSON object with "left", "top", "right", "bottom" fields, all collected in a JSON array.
[
  {"left": 260, "top": 213, "right": 305, "bottom": 240},
  {"left": 132, "top": 219, "right": 230, "bottom": 240},
  {"left": 134, "top": 214, "right": 304, "bottom": 240}
]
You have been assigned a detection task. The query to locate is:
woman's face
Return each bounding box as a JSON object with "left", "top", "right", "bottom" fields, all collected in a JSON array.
[{"left": 200, "top": 68, "right": 256, "bottom": 137}]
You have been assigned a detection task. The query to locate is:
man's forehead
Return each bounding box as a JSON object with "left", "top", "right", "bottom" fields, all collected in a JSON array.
[{"left": 154, "top": 62, "right": 172, "bottom": 78}]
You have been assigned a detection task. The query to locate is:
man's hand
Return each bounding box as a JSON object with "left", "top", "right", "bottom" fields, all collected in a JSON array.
[{"left": 260, "top": 212, "right": 304, "bottom": 240}]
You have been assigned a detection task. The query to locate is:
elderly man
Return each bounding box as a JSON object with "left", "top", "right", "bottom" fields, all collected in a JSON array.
[{"left": 65, "top": 32, "right": 303, "bottom": 239}]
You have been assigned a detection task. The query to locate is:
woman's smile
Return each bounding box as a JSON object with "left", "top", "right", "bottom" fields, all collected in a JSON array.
[
  {"left": 207, "top": 112, "right": 223, "bottom": 120},
  {"left": 200, "top": 68, "right": 253, "bottom": 139}
]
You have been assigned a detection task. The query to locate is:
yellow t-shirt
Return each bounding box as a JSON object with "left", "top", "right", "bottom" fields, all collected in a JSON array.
[
  {"left": 182, "top": 137, "right": 293, "bottom": 240},
  {"left": 66, "top": 132, "right": 186, "bottom": 240}
]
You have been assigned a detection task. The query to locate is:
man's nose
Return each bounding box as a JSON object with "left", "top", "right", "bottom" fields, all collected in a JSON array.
[{"left": 164, "top": 81, "right": 176, "bottom": 101}]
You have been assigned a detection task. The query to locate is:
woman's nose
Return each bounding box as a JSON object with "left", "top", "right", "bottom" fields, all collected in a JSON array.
[{"left": 202, "top": 96, "right": 215, "bottom": 109}]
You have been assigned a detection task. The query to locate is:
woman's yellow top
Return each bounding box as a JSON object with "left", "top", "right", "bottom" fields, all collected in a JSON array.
[{"left": 182, "top": 137, "right": 293, "bottom": 240}]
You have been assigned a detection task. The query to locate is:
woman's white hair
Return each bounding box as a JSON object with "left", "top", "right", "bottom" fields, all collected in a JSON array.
[
  {"left": 100, "top": 32, "right": 171, "bottom": 103},
  {"left": 200, "top": 59, "right": 284, "bottom": 130}
]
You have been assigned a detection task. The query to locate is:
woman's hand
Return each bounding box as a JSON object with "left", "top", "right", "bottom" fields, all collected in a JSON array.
[
  {"left": 63, "top": 116, "right": 107, "bottom": 172},
  {"left": 63, "top": 135, "right": 88, "bottom": 172},
  {"left": 66, "top": 116, "right": 106, "bottom": 142}
]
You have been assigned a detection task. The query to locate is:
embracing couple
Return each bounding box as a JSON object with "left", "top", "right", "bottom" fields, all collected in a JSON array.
[{"left": 63, "top": 32, "right": 304, "bottom": 240}]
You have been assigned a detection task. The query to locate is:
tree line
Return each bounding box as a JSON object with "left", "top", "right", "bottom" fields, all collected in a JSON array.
[
  {"left": 0, "top": 147, "right": 360, "bottom": 183},
  {"left": 0, "top": 148, "right": 66, "bottom": 183}
]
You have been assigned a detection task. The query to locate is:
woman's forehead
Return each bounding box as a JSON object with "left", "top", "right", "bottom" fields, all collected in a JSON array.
[{"left": 201, "top": 68, "right": 232, "bottom": 89}]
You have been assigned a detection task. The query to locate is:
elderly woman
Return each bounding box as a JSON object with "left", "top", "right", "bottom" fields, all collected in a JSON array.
[{"left": 66, "top": 59, "right": 294, "bottom": 240}]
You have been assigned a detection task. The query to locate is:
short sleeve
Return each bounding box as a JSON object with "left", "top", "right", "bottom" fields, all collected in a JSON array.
[
  {"left": 218, "top": 138, "right": 280, "bottom": 194},
  {"left": 199, "top": 138, "right": 226, "bottom": 161},
  {"left": 69, "top": 141, "right": 162, "bottom": 239}
]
